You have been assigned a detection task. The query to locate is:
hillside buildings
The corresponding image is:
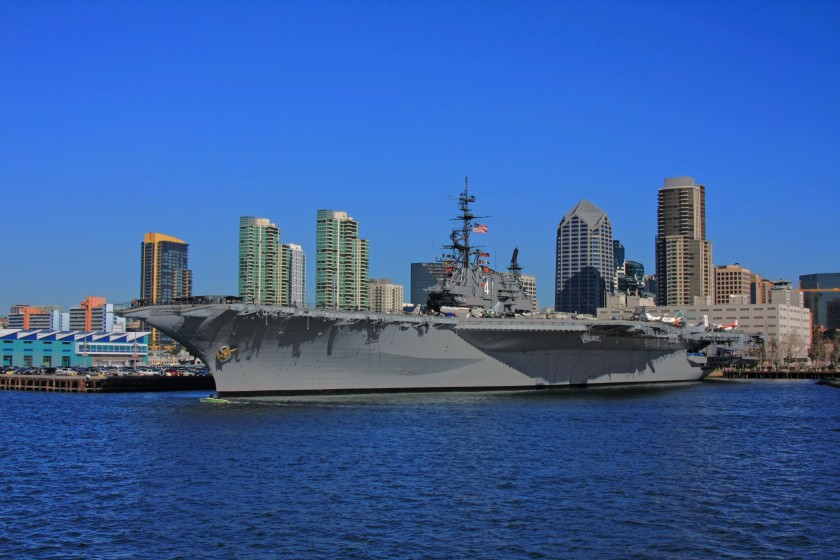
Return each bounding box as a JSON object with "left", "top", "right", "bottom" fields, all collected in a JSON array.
[
  {"left": 555, "top": 200, "right": 614, "bottom": 316},
  {"left": 655, "top": 177, "right": 713, "bottom": 306},
  {"left": 315, "top": 210, "right": 370, "bottom": 310}
]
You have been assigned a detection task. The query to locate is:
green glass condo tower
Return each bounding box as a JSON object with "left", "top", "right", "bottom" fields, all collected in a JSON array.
[
  {"left": 238, "top": 217, "right": 282, "bottom": 305},
  {"left": 315, "top": 210, "right": 370, "bottom": 310}
]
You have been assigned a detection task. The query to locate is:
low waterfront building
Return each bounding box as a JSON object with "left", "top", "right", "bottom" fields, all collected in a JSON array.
[
  {"left": 1, "top": 330, "right": 150, "bottom": 369},
  {"left": 597, "top": 282, "right": 812, "bottom": 359}
]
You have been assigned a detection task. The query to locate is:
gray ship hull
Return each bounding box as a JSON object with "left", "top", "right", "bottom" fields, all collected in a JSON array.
[{"left": 123, "top": 303, "right": 711, "bottom": 396}]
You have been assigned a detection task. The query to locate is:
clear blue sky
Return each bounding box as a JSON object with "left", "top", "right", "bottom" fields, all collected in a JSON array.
[{"left": 2, "top": 1, "right": 838, "bottom": 313}]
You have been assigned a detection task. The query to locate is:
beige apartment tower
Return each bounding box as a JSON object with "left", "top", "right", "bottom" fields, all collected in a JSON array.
[
  {"left": 369, "top": 279, "right": 404, "bottom": 313},
  {"left": 655, "top": 177, "right": 713, "bottom": 306},
  {"left": 521, "top": 274, "right": 538, "bottom": 313}
]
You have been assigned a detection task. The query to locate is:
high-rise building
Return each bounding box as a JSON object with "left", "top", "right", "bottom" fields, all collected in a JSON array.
[
  {"left": 140, "top": 233, "right": 192, "bottom": 348},
  {"left": 315, "top": 210, "right": 370, "bottom": 310},
  {"left": 369, "top": 279, "right": 404, "bottom": 313},
  {"left": 555, "top": 200, "right": 614, "bottom": 316},
  {"left": 281, "top": 243, "right": 306, "bottom": 307},
  {"left": 238, "top": 217, "right": 282, "bottom": 305},
  {"left": 800, "top": 272, "right": 840, "bottom": 331},
  {"left": 520, "top": 274, "right": 538, "bottom": 313},
  {"left": 714, "top": 264, "right": 752, "bottom": 305},
  {"left": 141, "top": 233, "right": 192, "bottom": 304},
  {"left": 410, "top": 262, "right": 449, "bottom": 305},
  {"left": 655, "top": 177, "right": 713, "bottom": 306}
]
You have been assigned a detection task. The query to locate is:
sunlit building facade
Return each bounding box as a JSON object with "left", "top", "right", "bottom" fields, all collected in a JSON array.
[
  {"left": 140, "top": 233, "right": 192, "bottom": 348},
  {"left": 315, "top": 210, "right": 370, "bottom": 310},
  {"left": 369, "top": 279, "right": 404, "bottom": 313},
  {"left": 238, "top": 217, "right": 282, "bottom": 305},
  {"left": 655, "top": 176, "right": 713, "bottom": 306}
]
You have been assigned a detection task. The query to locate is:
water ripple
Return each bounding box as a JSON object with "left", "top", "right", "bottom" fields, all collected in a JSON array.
[{"left": 0, "top": 381, "right": 838, "bottom": 559}]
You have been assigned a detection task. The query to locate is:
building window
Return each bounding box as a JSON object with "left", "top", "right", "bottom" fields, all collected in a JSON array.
[
  {"left": 24, "top": 356, "right": 32, "bottom": 367},
  {"left": 2, "top": 356, "right": 11, "bottom": 366},
  {"left": 43, "top": 356, "right": 52, "bottom": 367},
  {"left": 62, "top": 356, "right": 70, "bottom": 367}
]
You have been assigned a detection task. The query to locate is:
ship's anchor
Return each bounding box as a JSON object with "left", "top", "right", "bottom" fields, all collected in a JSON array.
[{"left": 216, "top": 346, "right": 238, "bottom": 363}]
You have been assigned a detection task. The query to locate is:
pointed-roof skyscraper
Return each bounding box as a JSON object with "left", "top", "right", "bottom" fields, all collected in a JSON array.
[{"left": 554, "top": 200, "right": 614, "bottom": 315}]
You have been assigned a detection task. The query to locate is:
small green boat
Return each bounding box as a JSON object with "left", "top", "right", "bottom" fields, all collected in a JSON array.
[{"left": 200, "top": 394, "right": 231, "bottom": 404}]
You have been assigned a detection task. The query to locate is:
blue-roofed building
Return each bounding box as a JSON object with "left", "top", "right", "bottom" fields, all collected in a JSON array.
[{"left": 1, "top": 330, "right": 150, "bottom": 369}]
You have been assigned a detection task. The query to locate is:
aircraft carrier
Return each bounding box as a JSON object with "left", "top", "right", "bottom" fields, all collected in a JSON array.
[{"left": 122, "top": 181, "right": 750, "bottom": 396}]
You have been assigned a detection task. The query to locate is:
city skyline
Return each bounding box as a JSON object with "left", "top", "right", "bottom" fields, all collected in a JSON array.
[{"left": 2, "top": 2, "right": 838, "bottom": 313}]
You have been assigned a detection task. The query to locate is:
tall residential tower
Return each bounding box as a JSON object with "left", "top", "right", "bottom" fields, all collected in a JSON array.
[
  {"left": 655, "top": 177, "right": 713, "bottom": 306},
  {"left": 315, "top": 210, "right": 370, "bottom": 310},
  {"left": 140, "top": 233, "right": 192, "bottom": 304},
  {"left": 282, "top": 243, "right": 306, "bottom": 307},
  {"left": 238, "top": 217, "right": 282, "bottom": 305},
  {"left": 140, "top": 233, "right": 192, "bottom": 348}
]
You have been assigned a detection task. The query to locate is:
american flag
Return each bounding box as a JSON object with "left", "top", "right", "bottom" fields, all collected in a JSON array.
[{"left": 472, "top": 223, "right": 488, "bottom": 234}]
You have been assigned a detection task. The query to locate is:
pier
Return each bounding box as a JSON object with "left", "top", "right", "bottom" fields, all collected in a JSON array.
[
  {"left": 0, "top": 374, "right": 214, "bottom": 393},
  {"left": 719, "top": 369, "right": 838, "bottom": 380}
]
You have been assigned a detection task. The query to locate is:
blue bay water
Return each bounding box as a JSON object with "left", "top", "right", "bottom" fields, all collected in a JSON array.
[{"left": 1, "top": 380, "right": 838, "bottom": 559}]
